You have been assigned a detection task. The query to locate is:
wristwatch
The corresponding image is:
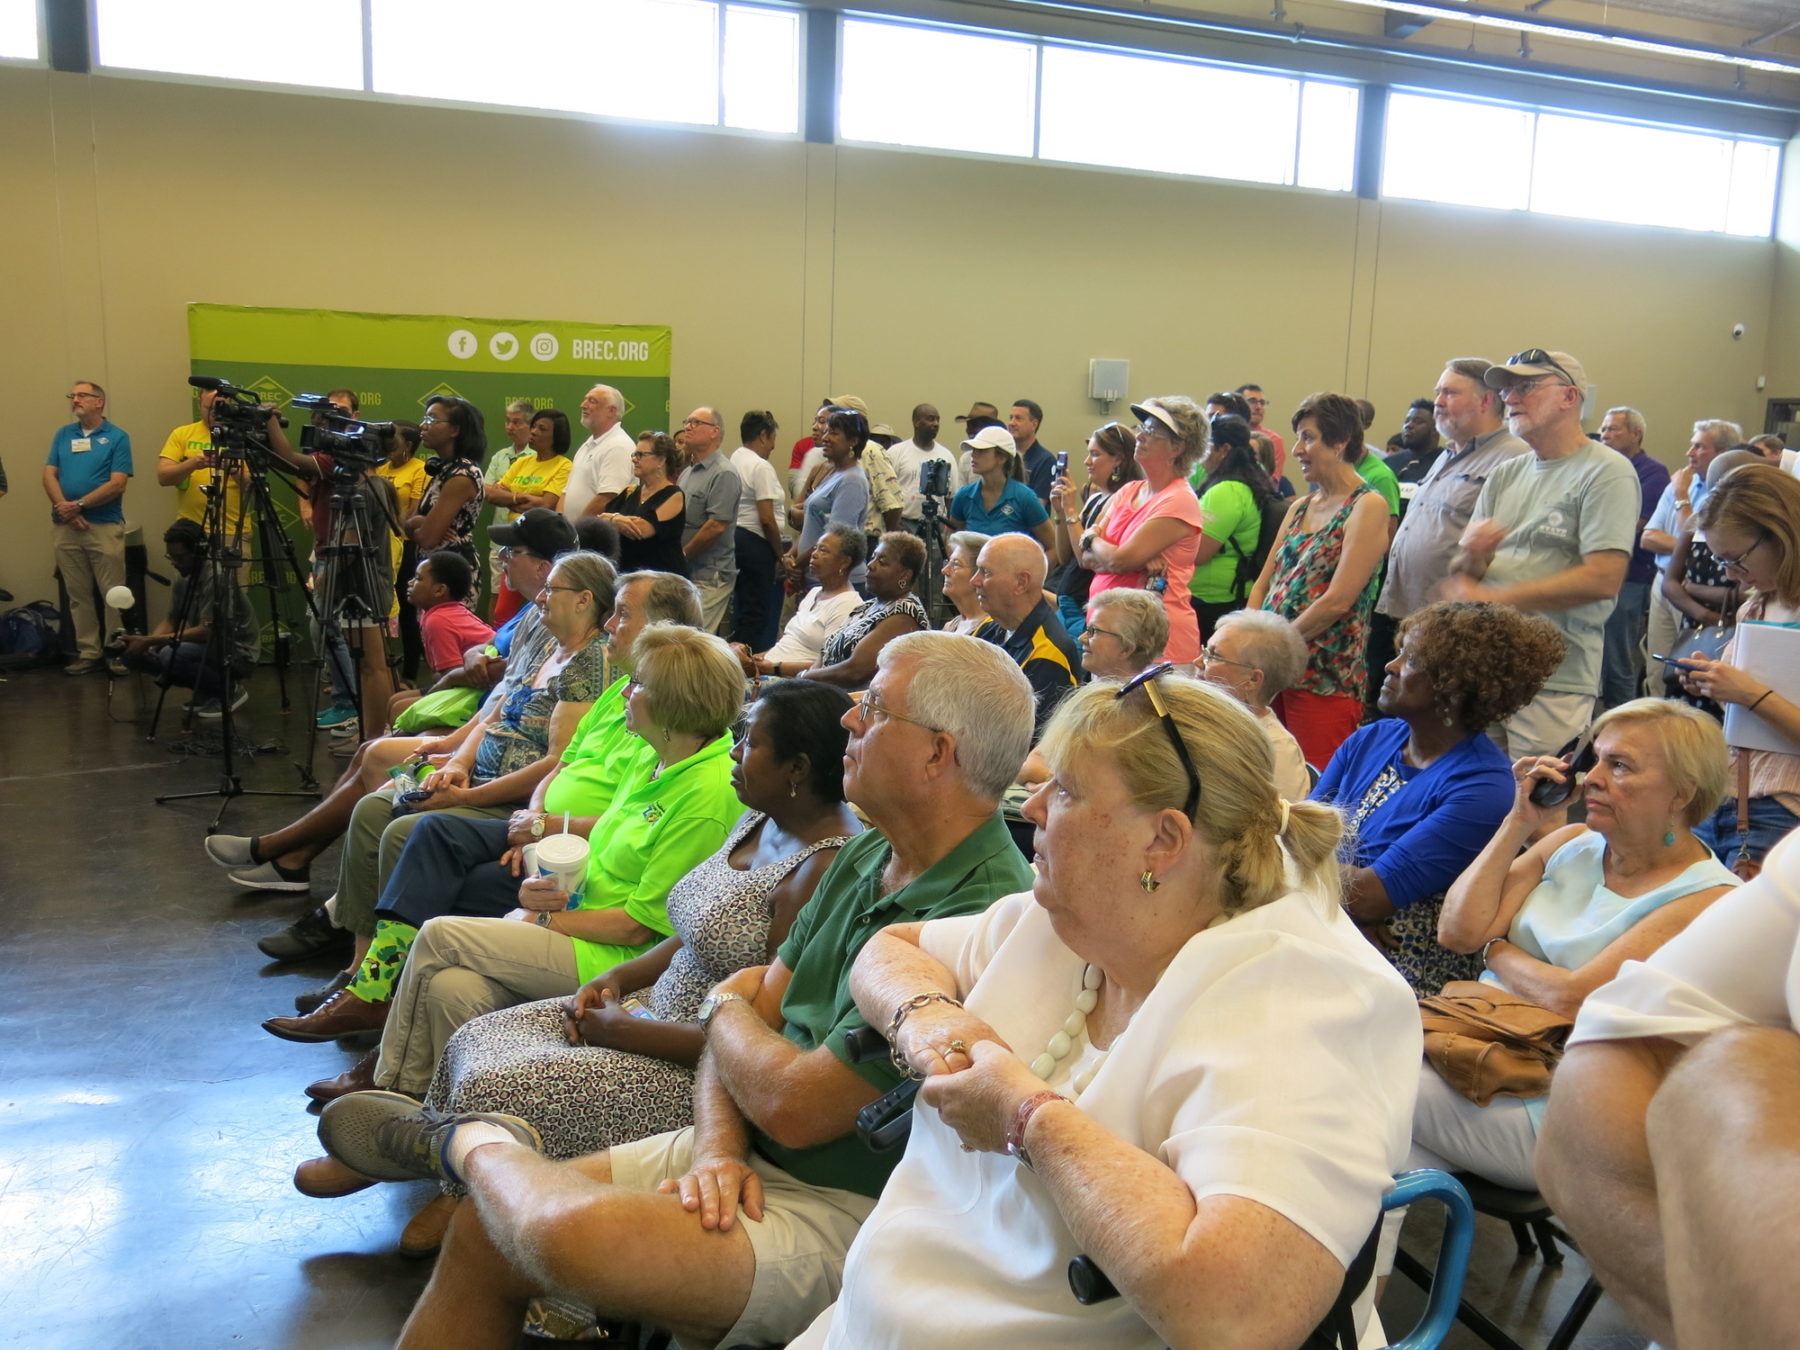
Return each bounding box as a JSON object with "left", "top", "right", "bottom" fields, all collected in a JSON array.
[
  {"left": 528, "top": 814, "right": 547, "bottom": 840},
  {"left": 697, "top": 992, "right": 746, "bottom": 1027}
]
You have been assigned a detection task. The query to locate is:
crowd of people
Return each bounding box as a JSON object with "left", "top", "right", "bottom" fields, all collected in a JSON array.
[{"left": 44, "top": 349, "right": 1800, "bottom": 1346}]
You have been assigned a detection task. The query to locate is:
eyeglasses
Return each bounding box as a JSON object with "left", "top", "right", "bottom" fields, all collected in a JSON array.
[
  {"left": 681, "top": 418, "right": 720, "bottom": 430},
  {"left": 1200, "top": 643, "right": 1255, "bottom": 670},
  {"left": 629, "top": 449, "right": 662, "bottom": 460},
  {"left": 1136, "top": 422, "right": 1173, "bottom": 443},
  {"left": 1080, "top": 624, "right": 1125, "bottom": 644},
  {"left": 538, "top": 583, "right": 586, "bottom": 597},
  {"left": 855, "top": 691, "right": 944, "bottom": 734},
  {"left": 419, "top": 414, "right": 443, "bottom": 425},
  {"left": 1714, "top": 535, "right": 1766, "bottom": 572},
  {"left": 66, "top": 391, "right": 100, "bottom": 401},
  {"left": 1504, "top": 349, "right": 1577, "bottom": 386},
  {"left": 1115, "top": 661, "right": 1200, "bottom": 821}
]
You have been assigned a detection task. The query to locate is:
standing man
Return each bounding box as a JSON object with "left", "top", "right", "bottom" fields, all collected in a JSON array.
[
  {"left": 1596, "top": 406, "right": 1670, "bottom": 709},
  {"left": 1640, "top": 418, "right": 1740, "bottom": 693},
  {"left": 677, "top": 406, "right": 743, "bottom": 634},
  {"left": 1237, "top": 383, "right": 1285, "bottom": 476},
  {"left": 563, "top": 385, "right": 633, "bottom": 521},
  {"left": 730, "top": 409, "right": 786, "bottom": 652},
  {"left": 43, "top": 379, "right": 133, "bottom": 675},
  {"left": 887, "top": 402, "right": 960, "bottom": 534},
  {"left": 158, "top": 384, "right": 246, "bottom": 537},
  {"left": 1007, "top": 399, "right": 1056, "bottom": 510},
  {"left": 973, "top": 534, "right": 1081, "bottom": 737},
  {"left": 1442, "top": 349, "right": 1640, "bottom": 757},
  {"left": 1383, "top": 399, "right": 1444, "bottom": 484}
]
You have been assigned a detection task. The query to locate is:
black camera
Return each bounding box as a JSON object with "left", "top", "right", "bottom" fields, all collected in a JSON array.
[
  {"left": 292, "top": 393, "right": 389, "bottom": 477},
  {"left": 190, "top": 375, "right": 284, "bottom": 459},
  {"left": 919, "top": 458, "right": 952, "bottom": 500}
]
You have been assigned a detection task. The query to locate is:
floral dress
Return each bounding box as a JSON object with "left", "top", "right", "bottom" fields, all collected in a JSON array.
[
  {"left": 422, "top": 812, "right": 852, "bottom": 1188},
  {"left": 418, "top": 458, "right": 485, "bottom": 568},
  {"left": 1263, "top": 485, "right": 1374, "bottom": 700}
]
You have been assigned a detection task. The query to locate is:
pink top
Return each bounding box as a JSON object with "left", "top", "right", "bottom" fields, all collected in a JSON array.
[
  {"left": 1089, "top": 477, "right": 1204, "bottom": 663},
  {"left": 420, "top": 598, "right": 498, "bottom": 675}
]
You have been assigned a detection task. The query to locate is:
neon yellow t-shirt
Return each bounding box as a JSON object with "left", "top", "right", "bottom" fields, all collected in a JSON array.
[
  {"left": 160, "top": 420, "right": 245, "bottom": 535},
  {"left": 375, "top": 456, "right": 432, "bottom": 611},
  {"left": 497, "top": 452, "right": 573, "bottom": 522}
]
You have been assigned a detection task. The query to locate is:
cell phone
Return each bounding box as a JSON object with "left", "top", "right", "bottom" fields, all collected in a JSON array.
[
  {"left": 1529, "top": 732, "right": 1598, "bottom": 808},
  {"left": 390, "top": 786, "right": 434, "bottom": 817},
  {"left": 619, "top": 997, "right": 655, "bottom": 1020},
  {"left": 1055, "top": 451, "right": 1070, "bottom": 477},
  {"left": 1649, "top": 653, "right": 1700, "bottom": 671}
]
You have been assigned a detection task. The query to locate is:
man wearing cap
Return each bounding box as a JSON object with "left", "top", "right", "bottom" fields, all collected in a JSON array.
[
  {"left": 1007, "top": 400, "right": 1057, "bottom": 511},
  {"left": 947, "top": 426, "right": 1055, "bottom": 550},
  {"left": 973, "top": 534, "right": 1081, "bottom": 737},
  {"left": 1442, "top": 349, "right": 1640, "bottom": 757},
  {"left": 676, "top": 406, "right": 743, "bottom": 634},
  {"left": 564, "top": 386, "right": 634, "bottom": 522},
  {"left": 1596, "top": 406, "right": 1669, "bottom": 710}
]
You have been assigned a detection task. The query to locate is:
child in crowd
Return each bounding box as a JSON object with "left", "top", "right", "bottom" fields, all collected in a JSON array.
[{"left": 385, "top": 551, "right": 495, "bottom": 725}]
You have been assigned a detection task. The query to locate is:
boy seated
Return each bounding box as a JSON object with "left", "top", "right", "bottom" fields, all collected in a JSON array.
[{"left": 386, "top": 551, "right": 495, "bottom": 725}]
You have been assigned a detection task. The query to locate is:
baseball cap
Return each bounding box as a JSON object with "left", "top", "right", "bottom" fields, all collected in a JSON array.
[
  {"left": 1483, "top": 349, "right": 1588, "bottom": 391},
  {"left": 490, "top": 507, "right": 578, "bottom": 559},
  {"left": 961, "top": 425, "right": 1018, "bottom": 457}
]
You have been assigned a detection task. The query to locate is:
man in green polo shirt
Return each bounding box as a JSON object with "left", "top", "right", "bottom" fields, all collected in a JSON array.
[{"left": 320, "top": 632, "right": 1038, "bottom": 1348}]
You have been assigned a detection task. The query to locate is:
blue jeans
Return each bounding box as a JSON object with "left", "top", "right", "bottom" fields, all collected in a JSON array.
[
  {"left": 1600, "top": 579, "right": 1652, "bottom": 709},
  {"left": 123, "top": 640, "right": 242, "bottom": 700},
  {"left": 376, "top": 813, "right": 523, "bottom": 928},
  {"left": 1696, "top": 795, "right": 1800, "bottom": 871}
]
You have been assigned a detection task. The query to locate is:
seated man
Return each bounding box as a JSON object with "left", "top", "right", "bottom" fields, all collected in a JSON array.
[
  {"left": 1537, "top": 828, "right": 1800, "bottom": 1349},
  {"left": 317, "top": 632, "right": 1038, "bottom": 1348},
  {"left": 118, "top": 518, "right": 259, "bottom": 718},
  {"left": 972, "top": 533, "right": 1080, "bottom": 736}
]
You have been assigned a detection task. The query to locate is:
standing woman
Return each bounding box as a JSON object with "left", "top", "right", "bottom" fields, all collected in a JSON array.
[
  {"left": 1249, "top": 392, "right": 1390, "bottom": 768},
  {"left": 1187, "top": 414, "right": 1278, "bottom": 641},
  {"left": 1047, "top": 422, "right": 1140, "bottom": 638},
  {"left": 949, "top": 425, "right": 1054, "bottom": 550},
  {"left": 1678, "top": 464, "right": 1800, "bottom": 874},
  {"left": 1080, "top": 397, "right": 1206, "bottom": 665},
  {"left": 787, "top": 407, "right": 873, "bottom": 591},
  {"left": 487, "top": 409, "right": 575, "bottom": 624},
  {"left": 375, "top": 421, "right": 429, "bottom": 681},
  {"left": 408, "top": 395, "right": 488, "bottom": 573},
  {"left": 602, "top": 431, "right": 689, "bottom": 577}
]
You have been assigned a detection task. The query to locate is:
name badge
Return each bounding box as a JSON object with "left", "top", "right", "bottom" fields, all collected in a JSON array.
[{"left": 71, "top": 438, "right": 92, "bottom": 454}]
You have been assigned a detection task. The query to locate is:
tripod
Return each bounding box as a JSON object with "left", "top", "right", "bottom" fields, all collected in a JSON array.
[
  {"left": 154, "top": 440, "right": 319, "bottom": 828},
  {"left": 917, "top": 492, "right": 950, "bottom": 626}
]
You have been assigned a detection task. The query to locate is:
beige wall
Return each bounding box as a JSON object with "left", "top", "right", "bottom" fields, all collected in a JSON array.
[{"left": 1, "top": 64, "right": 1792, "bottom": 608}]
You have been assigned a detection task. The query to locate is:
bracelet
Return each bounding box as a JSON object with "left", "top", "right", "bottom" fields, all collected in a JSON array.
[
  {"left": 1750, "top": 688, "right": 1774, "bottom": 712},
  {"left": 1005, "top": 1090, "right": 1068, "bottom": 1171},
  {"left": 1054, "top": 515, "right": 1071, "bottom": 526},
  {"left": 1481, "top": 936, "right": 1505, "bottom": 966},
  {"left": 887, "top": 990, "right": 964, "bottom": 1076}
]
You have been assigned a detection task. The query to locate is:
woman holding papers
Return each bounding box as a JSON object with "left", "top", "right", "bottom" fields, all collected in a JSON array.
[{"left": 1679, "top": 464, "right": 1800, "bottom": 874}]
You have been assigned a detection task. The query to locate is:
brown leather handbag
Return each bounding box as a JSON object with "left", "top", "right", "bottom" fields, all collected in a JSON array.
[{"left": 1419, "top": 981, "right": 1575, "bottom": 1106}]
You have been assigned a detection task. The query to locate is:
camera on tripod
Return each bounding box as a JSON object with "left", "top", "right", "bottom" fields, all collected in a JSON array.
[
  {"left": 189, "top": 374, "right": 286, "bottom": 462},
  {"left": 292, "top": 393, "right": 390, "bottom": 482},
  {"left": 918, "top": 458, "right": 951, "bottom": 517}
]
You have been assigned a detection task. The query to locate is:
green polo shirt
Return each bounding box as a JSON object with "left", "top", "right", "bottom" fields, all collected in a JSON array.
[
  {"left": 569, "top": 733, "right": 741, "bottom": 984},
  {"left": 543, "top": 673, "right": 655, "bottom": 820},
  {"left": 753, "top": 813, "right": 1034, "bottom": 1197}
]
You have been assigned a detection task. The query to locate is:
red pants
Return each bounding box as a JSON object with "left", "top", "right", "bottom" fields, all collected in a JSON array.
[{"left": 1273, "top": 688, "right": 1363, "bottom": 773}]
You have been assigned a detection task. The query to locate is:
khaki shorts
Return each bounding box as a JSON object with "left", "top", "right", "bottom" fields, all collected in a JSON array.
[
  {"left": 609, "top": 1126, "right": 876, "bottom": 1350},
  {"left": 1491, "top": 689, "right": 1596, "bottom": 761}
]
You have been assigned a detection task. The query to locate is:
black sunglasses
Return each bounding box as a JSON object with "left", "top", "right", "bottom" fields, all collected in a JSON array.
[
  {"left": 1506, "top": 348, "right": 1576, "bottom": 386},
  {"left": 1115, "top": 661, "right": 1200, "bottom": 821}
]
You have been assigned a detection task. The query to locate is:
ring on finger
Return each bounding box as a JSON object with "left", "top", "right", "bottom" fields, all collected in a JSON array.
[{"left": 948, "top": 1039, "right": 967, "bottom": 1055}]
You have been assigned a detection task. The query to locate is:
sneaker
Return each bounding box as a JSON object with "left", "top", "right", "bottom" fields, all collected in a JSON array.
[
  {"left": 328, "top": 719, "right": 361, "bottom": 740},
  {"left": 195, "top": 686, "right": 250, "bottom": 720},
  {"left": 203, "top": 834, "right": 256, "bottom": 868},
  {"left": 227, "top": 860, "right": 312, "bottom": 892},
  {"left": 258, "top": 905, "right": 352, "bottom": 963},
  {"left": 318, "top": 1092, "right": 541, "bottom": 1185},
  {"left": 316, "top": 703, "right": 359, "bottom": 729},
  {"left": 64, "top": 658, "right": 100, "bottom": 676},
  {"left": 106, "top": 656, "right": 129, "bottom": 677}
]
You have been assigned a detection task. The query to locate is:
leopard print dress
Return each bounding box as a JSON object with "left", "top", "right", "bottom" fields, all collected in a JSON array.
[{"left": 422, "top": 811, "right": 850, "bottom": 1190}]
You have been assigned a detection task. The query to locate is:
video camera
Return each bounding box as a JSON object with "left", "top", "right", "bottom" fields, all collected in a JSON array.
[
  {"left": 918, "top": 457, "right": 952, "bottom": 518},
  {"left": 291, "top": 392, "right": 390, "bottom": 479},
  {"left": 190, "top": 375, "right": 286, "bottom": 460}
]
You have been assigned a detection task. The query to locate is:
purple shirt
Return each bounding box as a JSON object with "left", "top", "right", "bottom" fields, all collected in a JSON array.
[{"left": 1622, "top": 449, "right": 1672, "bottom": 585}]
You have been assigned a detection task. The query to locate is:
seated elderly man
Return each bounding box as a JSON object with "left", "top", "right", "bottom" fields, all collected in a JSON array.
[
  {"left": 1199, "top": 608, "right": 1311, "bottom": 801},
  {"left": 973, "top": 533, "right": 1081, "bottom": 736},
  {"left": 316, "top": 633, "right": 1038, "bottom": 1349},
  {"left": 1537, "top": 829, "right": 1800, "bottom": 1349}
]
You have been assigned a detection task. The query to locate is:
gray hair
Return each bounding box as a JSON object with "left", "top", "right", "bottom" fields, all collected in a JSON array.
[
  {"left": 1213, "top": 609, "right": 1308, "bottom": 698},
  {"left": 878, "top": 631, "right": 1033, "bottom": 801},
  {"left": 1695, "top": 419, "right": 1745, "bottom": 454},
  {"left": 624, "top": 570, "right": 703, "bottom": 628},
  {"left": 821, "top": 521, "right": 867, "bottom": 567},
  {"left": 1086, "top": 589, "right": 1168, "bottom": 662},
  {"left": 1443, "top": 359, "right": 1501, "bottom": 415},
  {"left": 948, "top": 530, "right": 990, "bottom": 569},
  {"left": 1604, "top": 406, "right": 1646, "bottom": 441},
  {"left": 587, "top": 384, "right": 624, "bottom": 416},
  {"left": 506, "top": 399, "right": 536, "bottom": 417},
  {"left": 1704, "top": 448, "right": 1764, "bottom": 489},
  {"left": 547, "top": 550, "right": 618, "bottom": 628}
]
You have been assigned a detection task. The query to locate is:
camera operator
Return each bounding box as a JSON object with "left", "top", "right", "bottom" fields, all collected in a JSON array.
[
  {"left": 118, "top": 518, "right": 258, "bottom": 717},
  {"left": 158, "top": 384, "right": 250, "bottom": 536}
]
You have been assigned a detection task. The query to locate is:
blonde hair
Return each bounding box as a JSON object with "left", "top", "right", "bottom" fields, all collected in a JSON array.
[
  {"left": 1590, "top": 698, "right": 1731, "bottom": 828},
  {"left": 628, "top": 623, "right": 747, "bottom": 739},
  {"left": 1697, "top": 463, "right": 1800, "bottom": 607},
  {"left": 1086, "top": 589, "right": 1168, "bottom": 663},
  {"left": 1038, "top": 676, "right": 1341, "bottom": 915}
]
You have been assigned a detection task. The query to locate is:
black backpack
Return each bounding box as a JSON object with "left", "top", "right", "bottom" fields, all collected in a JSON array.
[
  {"left": 1226, "top": 495, "right": 1293, "bottom": 603},
  {"left": 0, "top": 600, "right": 65, "bottom": 665}
]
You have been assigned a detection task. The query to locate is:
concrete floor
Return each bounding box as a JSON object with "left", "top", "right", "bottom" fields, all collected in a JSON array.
[{"left": 0, "top": 663, "right": 1651, "bottom": 1350}]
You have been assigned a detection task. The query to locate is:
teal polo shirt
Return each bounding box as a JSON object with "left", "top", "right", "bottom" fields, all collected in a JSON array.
[
  {"left": 753, "top": 813, "right": 1034, "bottom": 1197},
  {"left": 47, "top": 419, "right": 133, "bottom": 524}
]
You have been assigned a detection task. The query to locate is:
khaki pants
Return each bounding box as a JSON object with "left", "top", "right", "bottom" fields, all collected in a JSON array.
[
  {"left": 54, "top": 521, "right": 127, "bottom": 658},
  {"left": 1644, "top": 586, "right": 1682, "bottom": 696},
  {"left": 1492, "top": 689, "right": 1596, "bottom": 760},
  {"left": 376, "top": 914, "right": 581, "bottom": 1095}
]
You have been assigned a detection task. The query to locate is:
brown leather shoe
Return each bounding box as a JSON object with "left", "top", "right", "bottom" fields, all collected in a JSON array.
[
  {"left": 262, "top": 990, "right": 389, "bottom": 1043},
  {"left": 305, "top": 1048, "right": 381, "bottom": 1103},
  {"left": 295, "top": 969, "right": 352, "bottom": 1015},
  {"left": 399, "top": 1193, "right": 460, "bottom": 1259},
  {"left": 293, "top": 1154, "right": 378, "bottom": 1198}
]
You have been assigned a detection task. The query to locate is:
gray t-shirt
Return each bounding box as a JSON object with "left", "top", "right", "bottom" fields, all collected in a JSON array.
[
  {"left": 1472, "top": 440, "right": 1641, "bottom": 696},
  {"left": 170, "top": 567, "right": 260, "bottom": 672},
  {"left": 678, "top": 452, "right": 743, "bottom": 581},
  {"left": 1378, "top": 427, "right": 1530, "bottom": 620}
]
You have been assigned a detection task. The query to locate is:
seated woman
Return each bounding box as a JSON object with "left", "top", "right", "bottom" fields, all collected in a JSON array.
[
  {"left": 292, "top": 681, "right": 862, "bottom": 1255},
  {"left": 800, "top": 532, "right": 928, "bottom": 691},
  {"left": 792, "top": 674, "right": 1421, "bottom": 1348},
  {"left": 1199, "top": 608, "right": 1313, "bottom": 804},
  {"left": 732, "top": 524, "right": 865, "bottom": 680},
  {"left": 1075, "top": 587, "right": 1166, "bottom": 684},
  {"left": 601, "top": 431, "right": 688, "bottom": 576},
  {"left": 1311, "top": 602, "right": 1565, "bottom": 996},
  {"left": 1410, "top": 698, "right": 1738, "bottom": 1189},
  {"left": 940, "top": 530, "right": 995, "bottom": 637},
  {"left": 259, "top": 551, "right": 616, "bottom": 1041}
]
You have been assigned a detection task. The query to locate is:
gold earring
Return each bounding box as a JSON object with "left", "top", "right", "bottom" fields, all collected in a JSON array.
[{"left": 1139, "top": 870, "right": 1159, "bottom": 893}]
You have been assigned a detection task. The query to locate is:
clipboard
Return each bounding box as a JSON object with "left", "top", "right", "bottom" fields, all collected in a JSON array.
[{"left": 1722, "top": 621, "right": 1800, "bottom": 753}]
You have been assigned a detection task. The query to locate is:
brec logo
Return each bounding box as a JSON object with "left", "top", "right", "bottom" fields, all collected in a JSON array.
[{"left": 573, "top": 339, "right": 653, "bottom": 362}]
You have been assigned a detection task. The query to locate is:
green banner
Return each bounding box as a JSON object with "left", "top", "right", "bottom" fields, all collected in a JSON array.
[{"left": 186, "top": 303, "right": 673, "bottom": 661}]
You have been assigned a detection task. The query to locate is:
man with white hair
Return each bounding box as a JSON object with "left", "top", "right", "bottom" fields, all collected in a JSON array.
[
  {"left": 973, "top": 533, "right": 1080, "bottom": 736},
  {"left": 1441, "top": 349, "right": 1639, "bottom": 757},
  {"left": 564, "top": 384, "right": 633, "bottom": 520},
  {"left": 1640, "top": 418, "right": 1741, "bottom": 693},
  {"left": 1596, "top": 405, "right": 1669, "bottom": 709},
  {"left": 317, "top": 632, "right": 1037, "bottom": 1349}
]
